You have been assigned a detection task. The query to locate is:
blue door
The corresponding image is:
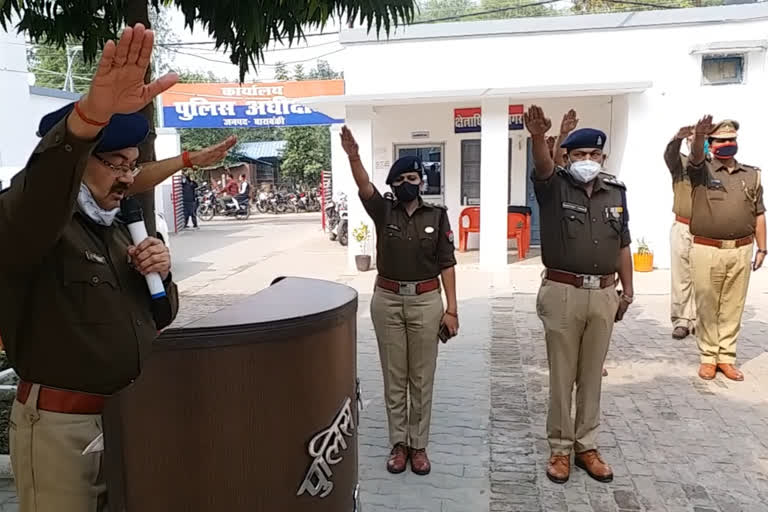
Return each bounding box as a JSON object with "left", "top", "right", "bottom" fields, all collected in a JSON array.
[{"left": 525, "top": 138, "right": 541, "bottom": 245}]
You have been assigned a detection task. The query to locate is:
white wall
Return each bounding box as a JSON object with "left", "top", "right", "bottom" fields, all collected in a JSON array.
[{"left": 0, "top": 29, "right": 36, "bottom": 167}]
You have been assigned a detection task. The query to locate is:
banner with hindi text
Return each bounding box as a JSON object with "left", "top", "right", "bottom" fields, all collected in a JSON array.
[{"left": 160, "top": 80, "right": 345, "bottom": 129}]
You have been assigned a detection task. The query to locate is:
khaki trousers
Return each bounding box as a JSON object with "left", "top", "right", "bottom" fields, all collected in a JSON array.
[
  {"left": 670, "top": 221, "right": 696, "bottom": 330},
  {"left": 536, "top": 279, "right": 619, "bottom": 455},
  {"left": 10, "top": 384, "right": 106, "bottom": 512},
  {"left": 371, "top": 287, "right": 443, "bottom": 450},
  {"left": 691, "top": 243, "right": 752, "bottom": 364}
]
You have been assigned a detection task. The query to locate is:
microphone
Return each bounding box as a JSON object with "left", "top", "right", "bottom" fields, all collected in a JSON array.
[{"left": 120, "top": 197, "right": 167, "bottom": 299}]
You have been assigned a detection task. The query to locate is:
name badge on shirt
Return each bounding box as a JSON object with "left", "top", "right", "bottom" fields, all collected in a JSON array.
[
  {"left": 604, "top": 206, "right": 623, "bottom": 221},
  {"left": 562, "top": 202, "right": 587, "bottom": 214},
  {"left": 85, "top": 250, "right": 106, "bottom": 265}
]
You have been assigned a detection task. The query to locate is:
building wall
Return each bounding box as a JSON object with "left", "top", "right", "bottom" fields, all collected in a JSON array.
[{"left": 0, "top": 28, "right": 36, "bottom": 168}]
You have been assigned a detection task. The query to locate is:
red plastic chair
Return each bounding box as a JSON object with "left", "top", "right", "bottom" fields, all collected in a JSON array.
[
  {"left": 458, "top": 207, "right": 480, "bottom": 252},
  {"left": 507, "top": 213, "right": 529, "bottom": 259}
]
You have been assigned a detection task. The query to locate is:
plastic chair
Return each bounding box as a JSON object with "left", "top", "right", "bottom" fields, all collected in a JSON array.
[
  {"left": 458, "top": 207, "right": 480, "bottom": 252},
  {"left": 507, "top": 213, "right": 529, "bottom": 259}
]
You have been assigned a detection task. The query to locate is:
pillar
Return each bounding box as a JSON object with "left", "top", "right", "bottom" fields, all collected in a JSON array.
[
  {"left": 343, "top": 106, "right": 376, "bottom": 271},
  {"left": 479, "top": 98, "right": 510, "bottom": 270}
]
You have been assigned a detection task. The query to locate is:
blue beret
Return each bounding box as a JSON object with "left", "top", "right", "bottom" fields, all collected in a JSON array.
[
  {"left": 386, "top": 156, "right": 424, "bottom": 185},
  {"left": 561, "top": 128, "right": 607, "bottom": 151},
  {"left": 38, "top": 102, "right": 149, "bottom": 153}
]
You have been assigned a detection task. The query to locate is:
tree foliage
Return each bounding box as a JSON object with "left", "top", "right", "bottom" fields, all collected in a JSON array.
[
  {"left": 1, "top": 0, "right": 416, "bottom": 81},
  {"left": 278, "top": 61, "right": 340, "bottom": 187}
]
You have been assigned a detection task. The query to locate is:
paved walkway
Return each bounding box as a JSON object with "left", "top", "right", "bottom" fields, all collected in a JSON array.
[{"left": 1, "top": 217, "right": 767, "bottom": 511}]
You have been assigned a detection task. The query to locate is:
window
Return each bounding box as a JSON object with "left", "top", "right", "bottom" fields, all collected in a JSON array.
[
  {"left": 461, "top": 140, "right": 481, "bottom": 205},
  {"left": 702, "top": 54, "right": 744, "bottom": 85},
  {"left": 460, "top": 139, "right": 513, "bottom": 206},
  {"left": 395, "top": 144, "right": 444, "bottom": 199}
]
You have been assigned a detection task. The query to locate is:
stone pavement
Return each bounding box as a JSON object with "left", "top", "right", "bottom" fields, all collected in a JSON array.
[{"left": 1, "top": 216, "right": 767, "bottom": 511}]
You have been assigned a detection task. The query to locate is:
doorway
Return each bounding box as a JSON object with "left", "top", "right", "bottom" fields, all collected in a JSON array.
[{"left": 524, "top": 138, "right": 541, "bottom": 245}]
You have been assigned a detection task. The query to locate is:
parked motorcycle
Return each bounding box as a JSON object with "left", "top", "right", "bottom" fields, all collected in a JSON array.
[
  {"left": 198, "top": 193, "right": 251, "bottom": 221},
  {"left": 255, "top": 191, "right": 271, "bottom": 214},
  {"left": 328, "top": 193, "right": 348, "bottom": 245}
]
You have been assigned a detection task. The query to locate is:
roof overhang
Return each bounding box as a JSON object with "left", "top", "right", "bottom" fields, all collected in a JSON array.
[
  {"left": 690, "top": 39, "right": 768, "bottom": 55},
  {"left": 303, "top": 81, "right": 652, "bottom": 109}
]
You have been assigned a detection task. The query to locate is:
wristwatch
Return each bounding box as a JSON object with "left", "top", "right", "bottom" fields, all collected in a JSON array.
[{"left": 620, "top": 293, "right": 634, "bottom": 304}]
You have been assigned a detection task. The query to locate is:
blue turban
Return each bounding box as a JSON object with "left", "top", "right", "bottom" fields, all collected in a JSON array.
[
  {"left": 561, "top": 128, "right": 607, "bottom": 151},
  {"left": 386, "top": 156, "right": 424, "bottom": 185},
  {"left": 38, "top": 102, "right": 149, "bottom": 153}
]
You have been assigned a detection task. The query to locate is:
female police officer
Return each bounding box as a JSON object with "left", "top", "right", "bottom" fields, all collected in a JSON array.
[{"left": 340, "top": 127, "right": 459, "bottom": 476}]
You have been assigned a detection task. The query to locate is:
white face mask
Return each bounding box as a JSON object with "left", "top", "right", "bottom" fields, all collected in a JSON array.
[
  {"left": 568, "top": 159, "right": 602, "bottom": 183},
  {"left": 77, "top": 183, "right": 119, "bottom": 226}
]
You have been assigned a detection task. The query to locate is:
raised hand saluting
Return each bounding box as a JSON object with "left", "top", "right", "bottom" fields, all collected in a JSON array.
[
  {"left": 524, "top": 105, "right": 552, "bottom": 137},
  {"left": 77, "top": 24, "right": 179, "bottom": 126}
]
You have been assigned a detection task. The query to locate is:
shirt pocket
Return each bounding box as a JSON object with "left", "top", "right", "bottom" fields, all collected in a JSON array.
[
  {"left": 60, "top": 263, "right": 121, "bottom": 324},
  {"left": 419, "top": 232, "right": 437, "bottom": 258},
  {"left": 562, "top": 211, "right": 586, "bottom": 239}
]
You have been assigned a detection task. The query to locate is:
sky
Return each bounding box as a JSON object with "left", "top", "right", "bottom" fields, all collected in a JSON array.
[{"left": 163, "top": 7, "right": 346, "bottom": 82}]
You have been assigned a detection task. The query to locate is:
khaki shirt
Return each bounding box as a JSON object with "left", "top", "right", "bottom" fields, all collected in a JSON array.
[
  {"left": 0, "top": 117, "right": 179, "bottom": 395},
  {"left": 688, "top": 158, "right": 765, "bottom": 240},
  {"left": 534, "top": 169, "right": 631, "bottom": 275},
  {"left": 361, "top": 188, "right": 456, "bottom": 282},
  {"left": 663, "top": 138, "right": 693, "bottom": 219}
]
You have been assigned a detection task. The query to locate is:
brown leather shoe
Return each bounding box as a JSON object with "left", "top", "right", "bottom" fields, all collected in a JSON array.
[
  {"left": 386, "top": 443, "right": 408, "bottom": 474},
  {"left": 717, "top": 363, "right": 744, "bottom": 381},
  {"left": 698, "top": 363, "right": 716, "bottom": 380},
  {"left": 575, "top": 450, "right": 613, "bottom": 483},
  {"left": 672, "top": 326, "right": 690, "bottom": 339},
  {"left": 546, "top": 454, "right": 570, "bottom": 484},
  {"left": 410, "top": 448, "right": 431, "bottom": 475},
  {"left": 602, "top": 367, "right": 608, "bottom": 377}
]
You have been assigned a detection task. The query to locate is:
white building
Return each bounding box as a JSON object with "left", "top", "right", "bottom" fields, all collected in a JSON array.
[{"left": 309, "top": 3, "right": 768, "bottom": 270}]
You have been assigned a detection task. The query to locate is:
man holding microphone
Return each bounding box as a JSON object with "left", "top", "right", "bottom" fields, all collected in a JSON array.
[{"left": 0, "top": 24, "right": 179, "bottom": 511}]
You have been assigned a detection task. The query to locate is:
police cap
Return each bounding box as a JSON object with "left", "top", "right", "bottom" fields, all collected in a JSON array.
[
  {"left": 38, "top": 102, "right": 149, "bottom": 154},
  {"left": 710, "top": 120, "right": 739, "bottom": 140},
  {"left": 386, "top": 156, "right": 424, "bottom": 185},
  {"left": 560, "top": 128, "right": 607, "bottom": 151}
]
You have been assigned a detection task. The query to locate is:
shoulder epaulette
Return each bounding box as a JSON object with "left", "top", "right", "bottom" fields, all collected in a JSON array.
[
  {"left": 743, "top": 163, "right": 761, "bottom": 173},
  {"left": 600, "top": 173, "right": 626, "bottom": 189},
  {"left": 424, "top": 201, "right": 447, "bottom": 210}
]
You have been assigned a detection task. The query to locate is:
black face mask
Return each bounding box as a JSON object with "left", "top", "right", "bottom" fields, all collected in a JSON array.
[{"left": 393, "top": 182, "right": 420, "bottom": 202}]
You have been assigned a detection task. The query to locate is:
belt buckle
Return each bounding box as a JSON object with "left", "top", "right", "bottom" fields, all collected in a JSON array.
[
  {"left": 721, "top": 239, "right": 736, "bottom": 249},
  {"left": 581, "top": 275, "right": 601, "bottom": 290},
  {"left": 398, "top": 282, "right": 418, "bottom": 296}
]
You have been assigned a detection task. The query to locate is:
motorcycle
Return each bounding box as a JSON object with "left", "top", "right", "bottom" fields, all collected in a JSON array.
[
  {"left": 196, "top": 190, "right": 216, "bottom": 221},
  {"left": 255, "top": 191, "right": 271, "bottom": 214},
  {"left": 287, "top": 193, "right": 300, "bottom": 213},
  {"left": 328, "top": 193, "right": 348, "bottom": 246},
  {"left": 198, "top": 193, "right": 251, "bottom": 221},
  {"left": 326, "top": 198, "right": 339, "bottom": 241}
]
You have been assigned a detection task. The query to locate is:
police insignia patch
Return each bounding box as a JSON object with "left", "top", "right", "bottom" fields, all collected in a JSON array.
[{"left": 446, "top": 230, "right": 454, "bottom": 243}]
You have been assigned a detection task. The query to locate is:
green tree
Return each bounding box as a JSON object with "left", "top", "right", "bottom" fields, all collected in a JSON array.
[
  {"left": 278, "top": 60, "right": 340, "bottom": 187},
  {"left": 414, "top": 0, "right": 475, "bottom": 21},
  {"left": 274, "top": 62, "right": 290, "bottom": 81},
  {"left": 3, "top": 0, "right": 416, "bottom": 232},
  {"left": 477, "top": 0, "right": 557, "bottom": 19},
  {"left": 280, "top": 127, "right": 330, "bottom": 187},
  {"left": 293, "top": 64, "right": 306, "bottom": 81},
  {"left": 307, "top": 60, "right": 343, "bottom": 80},
  {"left": 29, "top": 43, "right": 99, "bottom": 93}
]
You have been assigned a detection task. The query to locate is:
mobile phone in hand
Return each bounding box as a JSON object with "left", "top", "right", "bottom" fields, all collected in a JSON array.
[{"left": 438, "top": 323, "right": 450, "bottom": 343}]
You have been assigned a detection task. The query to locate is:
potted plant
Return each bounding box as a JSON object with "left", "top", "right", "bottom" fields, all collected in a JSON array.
[
  {"left": 353, "top": 222, "right": 372, "bottom": 272},
  {"left": 633, "top": 238, "right": 654, "bottom": 272}
]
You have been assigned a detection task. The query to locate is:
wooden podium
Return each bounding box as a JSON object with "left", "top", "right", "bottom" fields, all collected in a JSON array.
[{"left": 103, "top": 277, "right": 360, "bottom": 512}]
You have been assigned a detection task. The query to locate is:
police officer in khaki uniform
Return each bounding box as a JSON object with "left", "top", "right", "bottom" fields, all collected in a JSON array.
[
  {"left": 688, "top": 116, "right": 766, "bottom": 382},
  {"left": 0, "top": 25, "right": 180, "bottom": 511},
  {"left": 664, "top": 126, "right": 705, "bottom": 339},
  {"left": 339, "top": 127, "right": 459, "bottom": 476},
  {"left": 524, "top": 106, "right": 634, "bottom": 485}
]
